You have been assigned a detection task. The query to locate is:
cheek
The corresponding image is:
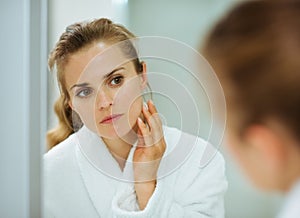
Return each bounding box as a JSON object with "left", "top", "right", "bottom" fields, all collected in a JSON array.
[
  {"left": 72, "top": 98, "right": 98, "bottom": 130},
  {"left": 113, "top": 81, "right": 143, "bottom": 125},
  {"left": 114, "top": 80, "right": 143, "bottom": 111},
  {"left": 128, "top": 98, "right": 143, "bottom": 121}
]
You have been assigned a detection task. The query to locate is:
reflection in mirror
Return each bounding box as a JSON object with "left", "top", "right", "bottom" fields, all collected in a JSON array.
[
  {"left": 45, "top": 1, "right": 283, "bottom": 218},
  {"left": 44, "top": 13, "right": 227, "bottom": 216}
]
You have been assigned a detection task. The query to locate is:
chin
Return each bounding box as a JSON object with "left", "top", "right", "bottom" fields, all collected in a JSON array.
[
  {"left": 97, "top": 125, "right": 130, "bottom": 139},
  {"left": 97, "top": 129, "right": 121, "bottom": 139}
]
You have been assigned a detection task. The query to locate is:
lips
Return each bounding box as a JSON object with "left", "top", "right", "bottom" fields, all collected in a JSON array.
[{"left": 100, "top": 114, "right": 123, "bottom": 124}]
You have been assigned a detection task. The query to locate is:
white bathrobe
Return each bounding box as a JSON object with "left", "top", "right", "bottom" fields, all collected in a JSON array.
[
  {"left": 44, "top": 125, "right": 227, "bottom": 218},
  {"left": 277, "top": 180, "right": 300, "bottom": 218}
]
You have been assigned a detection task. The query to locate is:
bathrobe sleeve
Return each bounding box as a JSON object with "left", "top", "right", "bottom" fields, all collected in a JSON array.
[{"left": 111, "top": 149, "right": 227, "bottom": 218}]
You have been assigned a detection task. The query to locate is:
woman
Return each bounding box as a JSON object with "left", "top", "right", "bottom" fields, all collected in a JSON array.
[
  {"left": 44, "top": 18, "right": 227, "bottom": 217},
  {"left": 203, "top": 1, "right": 300, "bottom": 218}
]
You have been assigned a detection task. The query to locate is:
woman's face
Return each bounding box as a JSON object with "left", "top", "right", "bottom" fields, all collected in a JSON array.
[{"left": 64, "top": 42, "right": 147, "bottom": 139}]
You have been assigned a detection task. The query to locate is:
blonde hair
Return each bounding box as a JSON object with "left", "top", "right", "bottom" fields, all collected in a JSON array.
[{"left": 47, "top": 18, "right": 143, "bottom": 150}]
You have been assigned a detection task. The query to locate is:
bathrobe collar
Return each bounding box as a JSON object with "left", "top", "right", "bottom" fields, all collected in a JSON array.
[{"left": 74, "top": 126, "right": 137, "bottom": 216}]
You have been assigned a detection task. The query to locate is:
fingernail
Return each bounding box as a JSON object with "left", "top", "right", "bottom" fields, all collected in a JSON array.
[
  {"left": 149, "top": 99, "right": 154, "bottom": 105},
  {"left": 138, "top": 117, "right": 143, "bottom": 123},
  {"left": 143, "top": 105, "right": 147, "bottom": 111},
  {"left": 143, "top": 102, "right": 148, "bottom": 109}
]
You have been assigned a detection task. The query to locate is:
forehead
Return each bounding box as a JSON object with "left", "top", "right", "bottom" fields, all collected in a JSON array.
[{"left": 64, "top": 42, "right": 135, "bottom": 89}]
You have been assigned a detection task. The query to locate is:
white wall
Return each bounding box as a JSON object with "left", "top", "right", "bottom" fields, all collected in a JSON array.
[
  {"left": 128, "top": 0, "right": 236, "bottom": 139},
  {"left": 0, "top": 0, "right": 47, "bottom": 217},
  {"left": 0, "top": 2, "right": 28, "bottom": 217}
]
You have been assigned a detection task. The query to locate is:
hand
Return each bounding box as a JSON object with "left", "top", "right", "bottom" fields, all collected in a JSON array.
[
  {"left": 133, "top": 100, "right": 166, "bottom": 209},
  {"left": 134, "top": 100, "right": 166, "bottom": 181}
]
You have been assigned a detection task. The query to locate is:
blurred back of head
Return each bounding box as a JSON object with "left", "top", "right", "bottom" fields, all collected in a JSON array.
[{"left": 203, "top": 0, "right": 300, "bottom": 141}]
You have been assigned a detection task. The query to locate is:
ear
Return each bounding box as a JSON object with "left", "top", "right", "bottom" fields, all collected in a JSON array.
[
  {"left": 140, "top": 61, "right": 148, "bottom": 90},
  {"left": 243, "top": 124, "right": 287, "bottom": 168}
]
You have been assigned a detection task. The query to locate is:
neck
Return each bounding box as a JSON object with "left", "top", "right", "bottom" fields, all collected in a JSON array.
[
  {"left": 102, "top": 124, "right": 139, "bottom": 170},
  {"left": 280, "top": 141, "right": 300, "bottom": 193}
]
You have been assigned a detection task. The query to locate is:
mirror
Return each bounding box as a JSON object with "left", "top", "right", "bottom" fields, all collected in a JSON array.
[{"left": 45, "top": 1, "right": 283, "bottom": 218}]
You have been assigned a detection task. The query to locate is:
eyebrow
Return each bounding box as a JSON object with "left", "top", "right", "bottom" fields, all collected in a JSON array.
[
  {"left": 103, "top": 67, "right": 125, "bottom": 79},
  {"left": 69, "top": 67, "right": 125, "bottom": 91},
  {"left": 69, "top": 82, "right": 89, "bottom": 91}
]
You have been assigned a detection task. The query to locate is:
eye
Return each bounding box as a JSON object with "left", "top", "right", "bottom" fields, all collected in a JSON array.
[
  {"left": 108, "top": 76, "right": 124, "bottom": 87},
  {"left": 75, "top": 88, "right": 93, "bottom": 98}
]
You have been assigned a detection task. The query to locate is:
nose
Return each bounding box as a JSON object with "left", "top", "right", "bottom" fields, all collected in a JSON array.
[{"left": 96, "top": 90, "right": 113, "bottom": 110}]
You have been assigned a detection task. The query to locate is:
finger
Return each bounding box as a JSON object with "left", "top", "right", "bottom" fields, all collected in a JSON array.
[
  {"left": 147, "top": 100, "right": 162, "bottom": 127},
  {"left": 137, "top": 117, "right": 153, "bottom": 146},
  {"left": 143, "top": 107, "right": 163, "bottom": 145},
  {"left": 147, "top": 101, "right": 163, "bottom": 139},
  {"left": 136, "top": 125, "right": 145, "bottom": 146},
  {"left": 142, "top": 104, "right": 157, "bottom": 132},
  {"left": 147, "top": 99, "right": 157, "bottom": 114}
]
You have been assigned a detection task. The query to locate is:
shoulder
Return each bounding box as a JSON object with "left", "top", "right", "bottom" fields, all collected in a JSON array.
[
  {"left": 162, "top": 125, "right": 226, "bottom": 185},
  {"left": 43, "top": 131, "right": 96, "bottom": 217},
  {"left": 159, "top": 126, "right": 227, "bottom": 206},
  {"left": 43, "top": 132, "right": 82, "bottom": 197},
  {"left": 43, "top": 132, "right": 79, "bottom": 179},
  {"left": 44, "top": 133, "right": 77, "bottom": 162},
  {"left": 162, "top": 125, "right": 225, "bottom": 168}
]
